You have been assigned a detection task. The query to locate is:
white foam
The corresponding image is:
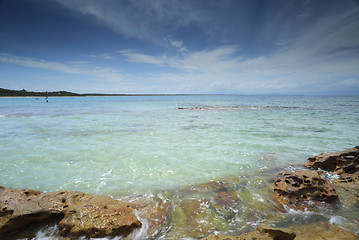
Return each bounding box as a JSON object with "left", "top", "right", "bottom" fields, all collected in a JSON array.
[
  {"left": 34, "top": 224, "right": 60, "bottom": 240},
  {"left": 124, "top": 209, "right": 150, "bottom": 240},
  {"left": 329, "top": 215, "right": 347, "bottom": 225}
]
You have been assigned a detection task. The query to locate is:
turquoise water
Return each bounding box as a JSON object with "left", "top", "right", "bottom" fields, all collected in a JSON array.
[
  {"left": 1, "top": 95, "right": 358, "bottom": 196},
  {"left": 1, "top": 95, "right": 359, "bottom": 239}
]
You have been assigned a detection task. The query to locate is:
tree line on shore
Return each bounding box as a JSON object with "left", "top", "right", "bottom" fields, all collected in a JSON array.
[
  {"left": 0, "top": 88, "right": 81, "bottom": 97},
  {"left": 0, "top": 88, "right": 197, "bottom": 97},
  {"left": 0, "top": 88, "right": 137, "bottom": 97}
]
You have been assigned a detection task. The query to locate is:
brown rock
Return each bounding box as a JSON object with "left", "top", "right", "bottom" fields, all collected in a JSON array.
[
  {"left": 201, "top": 225, "right": 295, "bottom": 240},
  {"left": 270, "top": 170, "right": 338, "bottom": 210},
  {"left": 304, "top": 146, "right": 359, "bottom": 207},
  {"left": 214, "top": 191, "right": 238, "bottom": 208},
  {"left": 201, "top": 222, "right": 359, "bottom": 240},
  {"left": 166, "top": 178, "right": 244, "bottom": 239},
  {"left": 181, "top": 179, "right": 234, "bottom": 194},
  {"left": 201, "top": 234, "right": 244, "bottom": 240},
  {"left": 331, "top": 173, "right": 359, "bottom": 206},
  {"left": 0, "top": 187, "right": 59, "bottom": 236},
  {"left": 305, "top": 146, "right": 359, "bottom": 173},
  {"left": 293, "top": 222, "right": 359, "bottom": 240},
  {"left": 0, "top": 187, "right": 170, "bottom": 238},
  {"left": 257, "top": 225, "right": 296, "bottom": 240},
  {"left": 335, "top": 156, "right": 359, "bottom": 175},
  {"left": 58, "top": 194, "right": 141, "bottom": 238},
  {"left": 135, "top": 200, "right": 172, "bottom": 238}
]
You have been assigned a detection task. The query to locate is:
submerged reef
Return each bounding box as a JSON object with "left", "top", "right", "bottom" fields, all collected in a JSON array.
[
  {"left": 1, "top": 146, "right": 359, "bottom": 239},
  {"left": 201, "top": 223, "right": 358, "bottom": 240},
  {"left": 178, "top": 105, "right": 298, "bottom": 110}
]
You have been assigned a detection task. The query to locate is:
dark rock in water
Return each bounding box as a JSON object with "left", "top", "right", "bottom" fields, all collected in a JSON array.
[
  {"left": 201, "top": 225, "right": 295, "bottom": 240},
  {"left": 305, "top": 146, "right": 359, "bottom": 173},
  {"left": 291, "top": 222, "right": 359, "bottom": 240},
  {"left": 2, "top": 147, "right": 359, "bottom": 239},
  {"left": 0, "top": 187, "right": 170, "bottom": 238},
  {"left": 134, "top": 200, "right": 172, "bottom": 238},
  {"left": 304, "top": 146, "right": 359, "bottom": 206},
  {"left": 167, "top": 177, "right": 243, "bottom": 239},
  {"left": 201, "top": 222, "right": 359, "bottom": 240},
  {"left": 180, "top": 177, "right": 243, "bottom": 195},
  {"left": 331, "top": 172, "right": 359, "bottom": 206},
  {"left": 257, "top": 225, "right": 296, "bottom": 240},
  {"left": 213, "top": 191, "right": 238, "bottom": 208},
  {"left": 269, "top": 170, "right": 338, "bottom": 210},
  {"left": 177, "top": 106, "right": 299, "bottom": 111}
]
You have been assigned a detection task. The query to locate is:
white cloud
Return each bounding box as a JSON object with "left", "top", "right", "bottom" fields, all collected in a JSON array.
[
  {"left": 0, "top": 53, "right": 125, "bottom": 84},
  {"left": 0, "top": 54, "right": 85, "bottom": 74},
  {"left": 52, "top": 0, "right": 359, "bottom": 93},
  {"left": 167, "top": 39, "right": 188, "bottom": 53},
  {"left": 3, "top": 0, "right": 359, "bottom": 95},
  {"left": 119, "top": 45, "right": 241, "bottom": 73},
  {"left": 117, "top": 33, "right": 359, "bottom": 94},
  {"left": 2, "top": 27, "right": 359, "bottom": 95},
  {"left": 55, "top": 0, "right": 205, "bottom": 43},
  {"left": 118, "top": 50, "right": 165, "bottom": 65},
  {"left": 88, "top": 53, "right": 113, "bottom": 59}
]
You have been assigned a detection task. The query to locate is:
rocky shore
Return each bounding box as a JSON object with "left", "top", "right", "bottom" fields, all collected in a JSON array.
[
  {"left": 1, "top": 146, "right": 358, "bottom": 239},
  {"left": 0, "top": 188, "right": 170, "bottom": 239}
]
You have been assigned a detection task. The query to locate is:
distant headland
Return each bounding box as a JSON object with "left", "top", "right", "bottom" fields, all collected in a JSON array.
[
  {"left": 0, "top": 88, "right": 82, "bottom": 97},
  {"left": 0, "top": 88, "right": 193, "bottom": 97}
]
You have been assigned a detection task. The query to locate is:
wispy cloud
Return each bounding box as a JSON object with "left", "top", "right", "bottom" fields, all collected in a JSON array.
[
  {"left": 118, "top": 50, "right": 165, "bottom": 65},
  {"left": 2, "top": 0, "right": 359, "bottom": 94},
  {"left": 119, "top": 46, "right": 241, "bottom": 73},
  {"left": 0, "top": 54, "right": 86, "bottom": 74},
  {"left": 55, "top": 0, "right": 205, "bottom": 43},
  {"left": 0, "top": 53, "right": 125, "bottom": 83},
  {"left": 117, "top": 33, "right": 359, "bottom": 94},
  {"left": 167, "top": 39, "right": 188, "bottom": 53},
  {"left": 88, "top": 53, "right": 113, "bottom": 60}
]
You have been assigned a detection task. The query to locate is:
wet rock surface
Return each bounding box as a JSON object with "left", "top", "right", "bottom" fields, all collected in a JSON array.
[
  {"left": 270, "top": 170, "right": 338, "bottom": 210},
  {"left": 57, "top": 193, "right": 141, "bottom": 238},
  {"left": 201, "top": 222, "right": 359, "bottom": 240},
  {"left": 0, "top": 187, "right": 60, "bottom": 236},
  {"left": 0, "top": 187, "right": 170, "bottom": 238},
  {"left": 134, "top": 200, "right": 172, "bottom": 238},
  {"left": 305, "top": 146, "right": 359, "bottom": 174},
  {"left": 167, "top": 178, "right": 243, "bottom": 239},
  {"left": 305, "top": 145, "right": 359, "bottom": 206},
  {"left": 1, "top": 146, "right": 359, "bottom": 239}
]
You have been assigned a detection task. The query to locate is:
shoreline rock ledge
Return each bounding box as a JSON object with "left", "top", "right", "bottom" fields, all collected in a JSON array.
[
  {"left": 202, "top": 145, "right": 359, "bottom": 240},
  {"left": 269, "top": 145, "right": 359, "bottom": 211},
  {"left": 1, "top": 146, "right": 358, "bottom": 239},
  {"left": 0, "top": 188, "right": 170, "bottom": 238},
  {"left": 269, "top": 169, "right": 338, "bottom": 210}
]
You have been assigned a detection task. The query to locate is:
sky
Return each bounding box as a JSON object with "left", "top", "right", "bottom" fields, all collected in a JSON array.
[{"left": 0, "top": 0, "right": 359, "bottom": 95}]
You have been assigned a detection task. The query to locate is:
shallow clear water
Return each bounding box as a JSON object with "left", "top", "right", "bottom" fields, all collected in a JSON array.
[{"left": 1, "top": 95, "right": 358, "bottom": 238}]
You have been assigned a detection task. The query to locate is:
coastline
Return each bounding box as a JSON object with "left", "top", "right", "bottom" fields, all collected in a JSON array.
[
  {"left": 0, "top": 94, "right": 211, "bottom": 98},
  {"left": 1, "top": 146, "right": 358, "bottom": 239}
]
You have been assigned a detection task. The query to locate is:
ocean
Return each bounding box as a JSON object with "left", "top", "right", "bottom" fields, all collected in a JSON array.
[{"left": 0, "top": 95, "right": 358, "bottom": 239}]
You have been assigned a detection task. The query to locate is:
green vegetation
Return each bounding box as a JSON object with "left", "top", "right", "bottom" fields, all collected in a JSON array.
[
  {"left": 0, "top": 88, "right": 200, "bottom": 97},
  {"left": 0, "top": 88, "right": 80, "bottom": 97}
]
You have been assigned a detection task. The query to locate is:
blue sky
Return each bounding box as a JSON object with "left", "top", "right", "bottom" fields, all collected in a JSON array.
[{"left": 0, "top": 0, "right": 359, "bottom": 94}]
